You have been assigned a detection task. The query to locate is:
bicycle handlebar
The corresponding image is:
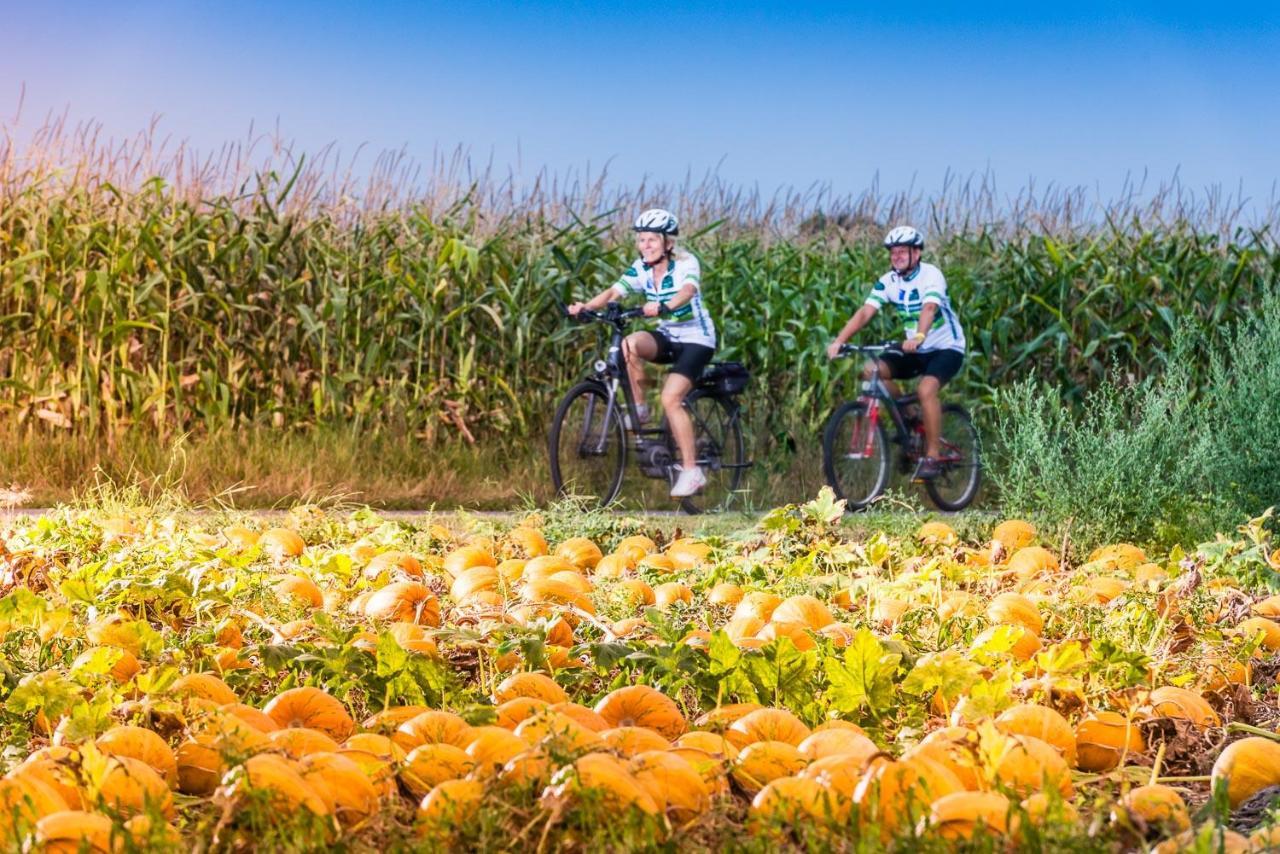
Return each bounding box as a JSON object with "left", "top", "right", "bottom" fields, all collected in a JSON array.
[
  {"left": 566, "top": 302, "right": 648, "bottom": 326},
  {"left": 838, "top": 341, "right": 903, "bottom": 357}
]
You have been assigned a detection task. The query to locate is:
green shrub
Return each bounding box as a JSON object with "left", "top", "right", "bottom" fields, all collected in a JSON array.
[{"left": 991, "top": 290, "right": 1280, "bottom": 548}]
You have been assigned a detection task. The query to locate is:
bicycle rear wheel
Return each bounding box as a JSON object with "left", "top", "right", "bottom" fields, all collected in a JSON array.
[
  {"left": 822, "top": 399, "right": 890, "bottom": 510},
  {"left": 669, "top": 391, "right": 746, "bottom": 514},
  {"left": 923, "top": 404, "right": 982, "bottom": 511},
  {"left": 548, "top": 381, "right": 626, "bottom": 507}
]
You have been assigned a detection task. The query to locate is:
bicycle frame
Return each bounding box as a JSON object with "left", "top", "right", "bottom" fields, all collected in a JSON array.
[
  {"left": 826, "top": 341, "right": 981, "bottom": 511},
  {"left": 585, "top": 308, "right": 663, "bottom": 442},
  {"left": 841, "top": 345, "right": 963, "bottom": 467},
  {"left": 850, "top": 362, "right": 915, "bottom": 445},
  {"left": 839, "top": 343, "right": 921, "bottom": 460},
  {"left": 569, "top": 302, "right": 748, "bottom": 477}
]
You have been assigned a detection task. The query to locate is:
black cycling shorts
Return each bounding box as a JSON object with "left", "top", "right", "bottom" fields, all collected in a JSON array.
[
  {"left": 646, "top": 330, "right": 716, "bottom": 382},
  {"left": 880, "top": 348, "right": 964, "bottom": 385}
]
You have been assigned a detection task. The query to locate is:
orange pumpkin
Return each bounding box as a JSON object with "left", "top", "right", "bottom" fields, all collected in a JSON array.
[
  {"left": 267, "top": 727, "right": 343, "bottom": 759},
  {"left": 731, "top": 741, "right": 807, "bottom": 795},
  {"left": 594, "top": 686, "right": 688, "bottom": 740},
  {"left": 393, "top": 711, "right": 473, "bottom": 752},
  {"left": 259, "top": 528, "right": 306, "bottom": 559},
  {"left": 217, "top": 753, "right": 330, "bottom": 816},
  {"left": 853, "top": 755, "right": 964, "bottom": 840},
  {"left": 629, "top": 750, "right": 711, "bottom": 822},
  {"left": 362, "top": 581, "right": 441, "bottom": 626},
  {"left": 264, "top": 686, "right": 355, "bottom": 740},
  {"left": 417, "top": 779, "right": 485, "bottom": 835},
  {"left": 507, "top": 527, "right": 549, "bottom": 559},
  {"left": 463, "top": 727, "right": 528, "bottom": 777},
  {"left": 994, "top": 735, "right": 1073, "bottom": 798},
  {"left": 171, "top": 673, "right": 239, "bottom": 706},
  {"left": 995, "top": 704, "right": 1077, "bottom": 765},
  {"left": 442, "top": 545, "right": 497, "bottom": 580},
  {"left": 924, "top": 791, "right": 1010, "bottom": 840},
  {"left": 0, "top": 777, "right": 69, "bottom": 841},
  {"left": 1148, "top": 686, "right": 1221, "bottom": 728},
  {"left": 96, "top": 755, "right": 175, "bottom": 819},
  {"left": 727, "top": 708, "right": 811, "bottom": 749},
  {"left": 770, "top": 595, "right": 836, "bottom": 630},
  {"left": 985, "top": 592, "right": 1044, "bottom": 635},
  {"left": 364, "top": 550, "right": 423, "bottom": 580},
  {"left": 543, "top": 753, "right": 658, "bottom": 815},
  {"left": 95, "top": 726, "right": 178, "bottom": 788},
  {"left": 1075, "top": 711, "right": 1144, "bottom": 772},
  {"left": 493, "top": 671, "right": 569, "bottom": 705},
  {"left": 708, "top": 583, "right": 745, "bottom": 606},
  {"left": 298, "top": 752, "right": 380, "bottom": 826},
  {"left": 272, "top": 574, "right": 324, "bottom": 608},
  {"left": 400, "top": 743, "right": 476, "bottom": 799},
  {"left": 598, "top": 726, "right": 671, "bottom": 757},
  {"left": 555, "top": 537, "right": 603, "bottom": 570}
]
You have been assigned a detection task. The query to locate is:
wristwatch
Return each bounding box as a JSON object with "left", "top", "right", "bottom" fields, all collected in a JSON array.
[{"left": 913, "top": 331, "right": 926, "bottom": 343}]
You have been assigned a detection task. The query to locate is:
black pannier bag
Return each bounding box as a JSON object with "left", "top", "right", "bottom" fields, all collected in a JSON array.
[{"left": 698, "top": 361, "right": 750, "bottom": 396}]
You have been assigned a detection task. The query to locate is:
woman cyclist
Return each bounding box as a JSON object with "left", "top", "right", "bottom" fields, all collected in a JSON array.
[{"left": 567, "top": 209, "right": 717, "bottom": 498}]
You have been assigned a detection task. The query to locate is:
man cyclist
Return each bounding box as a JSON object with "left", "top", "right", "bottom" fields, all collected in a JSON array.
[
  {"left": 826, "top": 225, "right": 965, "bottom": 481},
  {"left": 568, "top": 209, "right": 717, "bottom": 498}
]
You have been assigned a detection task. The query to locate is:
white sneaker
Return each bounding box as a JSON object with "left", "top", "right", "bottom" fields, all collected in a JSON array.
[
  {"left": 624, "top": 404, "right": 649, "bottom": 431},
  {"left": 670, "top": 465, "right": 707, "bottom": 498}
]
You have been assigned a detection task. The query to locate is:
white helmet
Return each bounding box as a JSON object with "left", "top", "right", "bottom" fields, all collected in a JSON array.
[
  {"left": 883, "top": 225, "right": 924, "bottom": 249},
  {"left": 633, "top": 208, "right": 679, "bottom": 236}
]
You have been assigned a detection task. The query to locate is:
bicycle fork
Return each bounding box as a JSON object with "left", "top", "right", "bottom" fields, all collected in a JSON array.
[
  {"left": 577, "top": 378, "right": 624, "bottom": 456},
  {"left": 848, "top": 397, "right": 881, "bottom": 459}
]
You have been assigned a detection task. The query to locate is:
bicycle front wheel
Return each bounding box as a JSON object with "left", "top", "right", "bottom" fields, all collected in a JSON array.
[
  {"left": 822, "top": 399, "right": 890, "bottom": 510},
  {"left": 923, "top": 404, "right": 982, "bottom": 511},
  {"left": 672, "top": 391, "right": 746, "bottom": 515},
  {"left": 548, "top": 381, "right": 626, "bottom": 507}
]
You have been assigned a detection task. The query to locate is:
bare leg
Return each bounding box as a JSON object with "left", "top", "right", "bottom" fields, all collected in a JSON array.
[
  {"left": 661, "top": 373, "right": 696, "bottom": 469},
  {"left": 861, "top": 359, "right": 901, "bottom": 399},
  {"left": 622, "top": 332, "right": 658, "bottom": 412},
  {"left": 918, "top": 375, "right": 942, "bottom": 458}
]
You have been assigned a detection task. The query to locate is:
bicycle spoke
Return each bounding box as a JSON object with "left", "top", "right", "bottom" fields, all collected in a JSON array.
[
  {"left": 923, "top": 406, "right": 981, "bottom": 511},
  {"left": 551, "top": 384, "right": 626, "bottom": 506},
  {"left": 673, "top": 393, "right": 745, "bottom": 513},
  {"left": 824, "top": 400, "right": 889, "bottom": 509}
]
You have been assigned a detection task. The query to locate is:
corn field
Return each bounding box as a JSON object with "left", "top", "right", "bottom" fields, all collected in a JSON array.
[{"left": 0, "top": 118, "right": 1276, "bottom": 455}]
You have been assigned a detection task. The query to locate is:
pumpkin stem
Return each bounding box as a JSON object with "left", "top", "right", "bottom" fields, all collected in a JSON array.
[
  {"left": 1148, "top": 743, "right": 1166, "bottom": 786},
  {"left": 1225, "top": 722, "right": 1280, "bottom": 742},
  {"left": 1153, "top": 775, "right": 1211, "bottom": 783}
]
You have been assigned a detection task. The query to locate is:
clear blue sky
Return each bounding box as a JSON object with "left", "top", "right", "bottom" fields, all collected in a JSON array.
[{"left": 4, "top": 1, "right": 1279, "bottom": 204}]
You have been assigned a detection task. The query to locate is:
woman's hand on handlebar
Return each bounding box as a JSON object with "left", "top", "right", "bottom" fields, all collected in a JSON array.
[
  {"left": 567, "top": 302, "right": 586, "bottom": 317},
  {"left": 642, "top": 301, "right": 663, "bottom": 318},
  {"left": 826, "top": 340, "right": 845, "bottom": 361}
]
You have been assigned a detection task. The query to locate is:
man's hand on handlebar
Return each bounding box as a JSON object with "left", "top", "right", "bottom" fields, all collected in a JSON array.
[
  {"left": 826, "top": 340, "right": 845, "bottom": 361},
  {"left": 567, "top": 302, "right": 586, "bottom": 317},
  {"left": 642, "top": 301, "right": 663, "bottom": 318}
]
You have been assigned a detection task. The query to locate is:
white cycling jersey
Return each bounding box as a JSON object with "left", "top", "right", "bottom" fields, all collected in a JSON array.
[
  {"left": 864, "top": 262, "right": 966, "bottom": 352},
  {"left": 612, "top": 253, "right": 716, "bottom": 348}
]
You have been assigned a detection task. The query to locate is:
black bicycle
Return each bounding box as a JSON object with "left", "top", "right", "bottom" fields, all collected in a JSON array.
[
  {"left": 823, "top": 342, "right": 981, "bottom": 511},
  {"left": 549, "top": 302, "right": 751, "bottom": 514}
]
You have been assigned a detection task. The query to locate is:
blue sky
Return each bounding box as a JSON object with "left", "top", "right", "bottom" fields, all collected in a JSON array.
[{"left": 4, "top": 1, "right": 1279, "bottom": 204}]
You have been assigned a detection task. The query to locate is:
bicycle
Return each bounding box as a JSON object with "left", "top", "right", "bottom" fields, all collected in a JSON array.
[
  {"left": 548, "top": 301, "right": 752, "bottom": 514},
  {"left": 822, "top": 342, "right": 981, "bottom": 511}
]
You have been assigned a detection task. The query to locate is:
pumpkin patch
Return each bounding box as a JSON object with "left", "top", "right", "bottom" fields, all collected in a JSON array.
[{"left": 0, "top": 492, "right": 1277, "bottom": 849}]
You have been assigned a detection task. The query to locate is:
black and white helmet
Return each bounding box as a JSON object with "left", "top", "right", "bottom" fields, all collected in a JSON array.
[
  {"left": 633, "top": 208, "right": 679, "bottom": 236},
  {"left": 883, "top": 225, "right": 925, "bottom": 249}
]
